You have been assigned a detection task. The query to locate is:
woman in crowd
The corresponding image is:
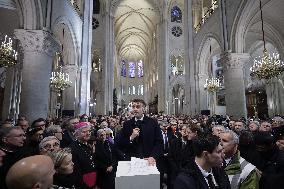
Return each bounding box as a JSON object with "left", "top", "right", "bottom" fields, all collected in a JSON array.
[
  {"left": 49, "top": 148, "right": 76, "bottom": 189},
  {"left": 95, "top": 129, "right": 117, "bottom": 189},
  {"left": 39, "top": 136, "right": 61, "bottom": 155}
]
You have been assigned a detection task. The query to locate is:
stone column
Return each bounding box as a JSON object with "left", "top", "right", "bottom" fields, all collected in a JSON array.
[
  {"left": 220, "top": 52, "right": 249, "bottom": 118},
  {"left": 157, "top": 14, "right": 169, "bottom": 114},
  {"left": 79, "top": 0, "right": 93, "bottom": 115},
  {"left": 184, "top": 0, "right": 197, "bottom": 115},
  {"left": 14, "top": 29, "right": 59, "bottom": 122}
]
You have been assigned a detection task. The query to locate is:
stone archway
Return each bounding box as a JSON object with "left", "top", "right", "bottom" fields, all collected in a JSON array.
[{"left": 195, "top": 35, "right": 222, "bottom": 114}]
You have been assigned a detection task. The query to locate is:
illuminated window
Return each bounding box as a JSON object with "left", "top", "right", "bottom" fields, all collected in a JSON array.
[
  {"left": 132, "top": 86, "right": 136, "bottom": 95},
  {"left": 171, "top": 6, "right": 182, "bottom": 23},
  {"left": 137, "top": 60, "right": 144, "bottom": 77},
  {"left": 138, "top": 85, "right": 144, "bottom": 95},
  {"left": 128, "top": 86, "right": 131, "bottom": 95},
  {"left": 121, "top": 60, "right": 127, "bottom": 77},
  {"left": 129, "top": 62, "right": 136, "bottom": 78}
]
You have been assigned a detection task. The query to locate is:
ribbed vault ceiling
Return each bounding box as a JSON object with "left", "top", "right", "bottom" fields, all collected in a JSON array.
[{"left": 114, "top": 0, "right": 160, "bottom": 61}]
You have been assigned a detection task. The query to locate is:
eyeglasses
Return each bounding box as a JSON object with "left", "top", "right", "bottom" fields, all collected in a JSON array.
[
  {"left": 43, "top": 142, "right": 60, "bottom": 150},
  {"left": 132, "top": 105, "right": 142, "bottom": 109}
]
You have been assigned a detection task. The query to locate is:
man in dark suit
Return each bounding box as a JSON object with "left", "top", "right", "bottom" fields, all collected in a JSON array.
[
  {"left": 115, "top": 98, "right": 163, "bottom": 165},
  {"left": 174, "top": 134, "right": 230, "bottom": 189}
]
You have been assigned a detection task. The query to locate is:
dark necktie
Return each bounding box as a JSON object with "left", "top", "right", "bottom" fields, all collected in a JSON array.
[
  {"left": 163, "top": 132, "right": 168, "bottom": 151},
  {"left": 206, "top": 174, "right": 216, "bottom": 189}
]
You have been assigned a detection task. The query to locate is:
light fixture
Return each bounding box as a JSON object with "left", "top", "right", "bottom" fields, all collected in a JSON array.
[
  {"left": 50, "top": 53, "right": 72, "bottom": 92},
  {"left": 0, "top": 35, "right": 18, "bottom": 68},
  {"left": 250, "top": 0, "right": 284, "bottom": 80},
  {"left": 204, "top": 77, "right": 221, "bottom": 92}
]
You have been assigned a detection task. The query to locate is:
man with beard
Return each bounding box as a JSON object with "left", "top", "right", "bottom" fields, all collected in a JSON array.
[{"left": 116, "top": 98, "right": 163, "bottom": 165}]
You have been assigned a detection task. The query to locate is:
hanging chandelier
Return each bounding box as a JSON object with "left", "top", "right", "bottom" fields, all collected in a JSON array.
[
  {"left": 204, "top": 77, "right": 221, "bottom": 92},
  {"left": 50, "top": 54, "right": 72, "bottom": 92},
  {"left": 250, "top": 0, "right": 284, "bottom": 80},
  {"left": 0, "top": 35, "right": 18, "bottom": 68}
]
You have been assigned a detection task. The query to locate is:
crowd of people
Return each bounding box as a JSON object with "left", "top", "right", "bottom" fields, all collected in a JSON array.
[{"left": 0, "top": 98, "right": 284, "bottom": 189}]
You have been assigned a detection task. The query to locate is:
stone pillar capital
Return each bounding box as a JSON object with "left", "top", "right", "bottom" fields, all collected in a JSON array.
[
  {"left": 14, "top": 29, "right": 60, "bottom": 57},
  {"left": 220, "top": 52, "right": 251, "bottom": 71}
]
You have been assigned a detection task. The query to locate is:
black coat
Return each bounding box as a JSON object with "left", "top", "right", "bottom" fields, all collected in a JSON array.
[
  {"left": 174, "top": 160, "right": 231, "bottom": 189},
  {"left": 168, "top": 138, "right": 194, "bottom": 182},
  {"left": 95, "top": 140, "right": 117, "bottom": 189},
  {"left": 70, "top": 140, "right": 96, "bottom": 189},
  {"left": 240, "top": 145, "right": 284, "bottom": 189},
  {"left": 115, "top": 116, "right": 163, "bottom": 160}
]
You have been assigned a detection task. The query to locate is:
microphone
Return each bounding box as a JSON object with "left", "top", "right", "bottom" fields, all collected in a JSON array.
[{"left": 134, "top": 120, "right": 143, "bottom": 142}]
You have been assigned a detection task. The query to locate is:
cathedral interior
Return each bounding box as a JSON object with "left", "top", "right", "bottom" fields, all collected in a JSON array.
[{"left": 0, "top": 0, "right": 283, "bottom": 121}]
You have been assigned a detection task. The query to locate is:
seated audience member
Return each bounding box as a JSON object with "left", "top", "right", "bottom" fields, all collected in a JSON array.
[
  {"left": 6, "top": 155, "right": 55, "bottom": 189},
  {"left": 174, "top": 134, "right": 230, "bottom": 189},
  {"left": 48, "top": 148, "right": 76, "bottom": 189},
  {"left": 259, "top": 121, "right": 272, "bottom": 132},
  {"left": 220, "top": 130, "right": 259, "bottom": 189},
  {"left": 248, "top": 121, "right": 259, "bottom": 132},
  {"left": 39, "top": 136, "right": 60, "bottom": 155},
  {"left": 46, "top": 125, "right": 63, "bottom": 140},
  {"left": 70, "top": 122, "right": 97, "bottom": 189},
  {"left": 95, "top": 129, "right": 117, "bottom": 189}
]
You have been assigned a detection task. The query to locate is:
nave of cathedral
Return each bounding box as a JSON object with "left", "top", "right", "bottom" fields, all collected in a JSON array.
[
  {"left": 0, "top": 0, "right": 284, "bottom": 189},
  {"left": 0, "top": 0, "right": 284, "bottom": 120}
]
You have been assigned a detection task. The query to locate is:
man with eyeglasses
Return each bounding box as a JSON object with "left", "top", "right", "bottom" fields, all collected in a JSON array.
[
  {"left": 116, "top": 98, "right": 163, "bottom": 166},
  {"left": 0, "top": 126, "right": 30, "bottom": 189}
]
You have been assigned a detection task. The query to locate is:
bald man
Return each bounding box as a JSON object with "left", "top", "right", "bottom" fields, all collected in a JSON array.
[{"left": 6, "top": 155, "right": 55, "bottom": 189}]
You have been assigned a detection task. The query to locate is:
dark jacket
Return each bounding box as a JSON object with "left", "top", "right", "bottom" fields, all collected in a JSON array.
[
  {"left": 61, "top": 130, "right": 75, "bottom": 148},
  {"left": 95, "top": 140, "right": 117, "bottom": 189},
  {"left": 168, "top": 138, "right": 194, "bottom": 182},
  {"left": 240, "top": 145, "right": 284, "bottom": 189},
  {"left": 174, "top": 160, "right": 231, "bottom": 189},
  {"left": 115, "top": 116, "right": 163, "bottom": 160},
  {"left": 70, "top": 140, "right": 96, "bottom": 189}
]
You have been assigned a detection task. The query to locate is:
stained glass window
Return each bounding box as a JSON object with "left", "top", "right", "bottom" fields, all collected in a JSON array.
[
  {"left": 121, "top": 60, "right": 127, "bottom": 77},
  {"left": 137, "top": 60, "right": 143, "bottom": 77},
  {"left": 171, "top": 6, "right": 182, "bottom": 23},
  {"left": 129, "top": 62, "right": 136, "bottom": 78}
]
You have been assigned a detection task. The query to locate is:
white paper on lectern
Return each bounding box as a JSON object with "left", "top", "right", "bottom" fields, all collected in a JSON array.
[{"left": 116, "top": 157, "right": 160, "bottom": 177}]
